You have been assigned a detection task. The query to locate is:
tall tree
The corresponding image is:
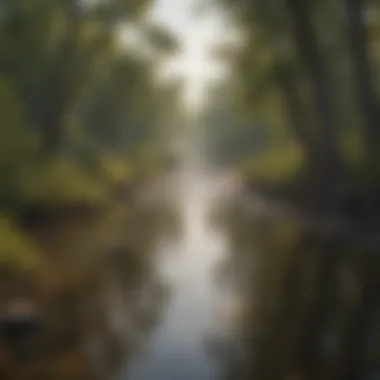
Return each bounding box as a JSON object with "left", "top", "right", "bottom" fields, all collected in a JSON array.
[
  {"left": 275, "top": 64, "right": 314, "bottom": 166},
  {"left": 345, "top": 0, "right": 379, "bottom": 176},
  {"left": 42, "top": 0, "right": 83, "bottom": 153},
  {"left": 284, "top": 0, "right": 343, "bottom": 180}
]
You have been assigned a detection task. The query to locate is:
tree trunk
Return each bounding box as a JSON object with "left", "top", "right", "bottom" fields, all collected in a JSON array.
[
  {"left": 42, "top": 0, "right": 81, "bottom": 154},
  {"left": 285, "top": 0, "right": 343, "bottom": 182},
  {"left": 276, "top": 68, "right": 315, "bottom": 169},
  {"left": 345, "top": 0, "right": 379, "bottom": 176}
]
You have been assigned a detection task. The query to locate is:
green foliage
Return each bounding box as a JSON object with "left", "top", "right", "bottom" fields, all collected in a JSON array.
[
  {"left": 0, "top": 0, "right": 182, "bottom": 212},
  {"left": 16, "top": 158, "right": 108, "bottom": 205},
  {"left": 0, "top": 78, "right": 37, "bottom": 163},
  {"left": 341, "top": 129, "right": 365, "bottom": 169},
  {"left": 208, "top": 3, "right": 380, "bottom": 380},
  {"left": 96, "top": 154, "right": 133, "bottom": 184},
  {"left": 0, "top": 216, "right": 39, "bottom": 270},
  {"left": 0, "top": 0, "right": 185, "bottom": 285},
  {"left": 213, "top": 0, "right": 380, "bottom": 187},
  {"left": 242, "top": 144, "right": 303, "bottom": 183}
]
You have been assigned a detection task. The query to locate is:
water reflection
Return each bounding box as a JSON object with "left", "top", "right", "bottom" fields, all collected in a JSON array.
[
  {"left": 0, "top": 184, "right": 179, "bottom": 380},
  {"left": 5, "top": 169, "right": 377, "bottom": 380},
  {"left": 121, "top": 170, "right": 233, "bottom": 380},
  {"left": 219, "top": 194, "right": 380, "bottom": 380}
]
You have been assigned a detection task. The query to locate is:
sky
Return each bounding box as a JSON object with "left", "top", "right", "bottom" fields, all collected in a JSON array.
[{"left": 148, "top": 0, "right": 229, "bottom": 108}]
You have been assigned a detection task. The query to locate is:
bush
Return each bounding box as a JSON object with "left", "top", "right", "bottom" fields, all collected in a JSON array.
[
  {"left": 97, "top": 154, "right": 132, "bottom": 185},
  {"left": 16, "top": 158, "right": 108, "bottom": 206},
  {"left": 241, "top": 144, "right": 303, "bottom": 183},
  {"left": 0, "top": 216, "right": 39, "bottom": 271}
]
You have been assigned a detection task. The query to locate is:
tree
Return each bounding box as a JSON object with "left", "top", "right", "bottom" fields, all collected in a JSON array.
[
  {"left": 345, "top": 0, "right": 380, "bottom": 177},
  {"left": 0, "top": 0, "right": 183, "bottom": 209},
  {"left": 284, "top": 0, "right": 344, "bottom": 179}
]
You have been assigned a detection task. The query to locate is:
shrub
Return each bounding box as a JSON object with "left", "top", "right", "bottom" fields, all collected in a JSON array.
[
  {"left": 241, "top": 144, "right": 303, "bottom": 183},
  {"left": 0, "top": 216, "right": 39, "bottom": 271},
  {"left": 16, "top": 158, "right": 108, "bottom": 206}
]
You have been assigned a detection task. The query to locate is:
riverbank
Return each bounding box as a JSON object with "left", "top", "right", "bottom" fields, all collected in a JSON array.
[
  {"left": 223, "top": 176, "right": 380, "bottom": 380},
  {"left": 0, "top": 172, "right": 177, "bottom": 380},
  {"left": 245, "top": 175, "right": 380, "bottom": 235}
]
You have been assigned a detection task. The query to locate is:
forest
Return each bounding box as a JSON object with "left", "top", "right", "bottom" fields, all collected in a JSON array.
[
  {"left": 1, "top": 0, "right": 380, "bottom": 379},
  {"left": 208, "top": 0, "right": 380, "bottom": 211},
  {"left": 205, "top": 1, "right": 380, "bottom": 379},
  {"left": 0, "top": 0, "right": 183, "bottom": 271},
  {"left": 0, "top": 1, "right": 184, "bottom": 378}
]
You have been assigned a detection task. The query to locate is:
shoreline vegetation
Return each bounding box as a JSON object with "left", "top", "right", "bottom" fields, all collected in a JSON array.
[
  {"left": 0, "top": 164, "right": 174, "bottom": 379},
  {"left": 0, "top": 2, "right": 181, "bottom": 377}
]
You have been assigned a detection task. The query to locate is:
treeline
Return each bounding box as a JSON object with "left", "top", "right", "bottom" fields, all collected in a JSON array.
[
  {"left": 199, "top": 80, "right": 270, "bottom": 167},
  {"left": 0, "top": 0, "right": 181, "bottom": 272},
  {"left": 0, "top": 2, "right": 182, "bottom": 376},
  {"left": 213, "top": 0, "right": 380, "bottom": 209},
  {"left": 208, "top": 2, "right": 380, "bottom": 380}
]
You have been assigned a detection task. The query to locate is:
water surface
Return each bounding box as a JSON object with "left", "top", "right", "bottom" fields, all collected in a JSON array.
[{"left": 120, "top": 169, "right": 237, "bottom": 380}]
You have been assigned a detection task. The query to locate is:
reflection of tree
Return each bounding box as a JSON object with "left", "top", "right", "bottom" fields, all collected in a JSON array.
[
  {"left": 0, "top": 199, "right": 177, "bottom": 380},
  {"left": 204, "top": 198, "right": 256, "bottom": 380},
  {"left": 81, "top": 201, "right": 176, "bottom": 379},
  {"left": 221, "top": 199, "right": 380, "bottom": 380},
  {"left": 84, "top": 250, "right": 169, "bottom": 379}
]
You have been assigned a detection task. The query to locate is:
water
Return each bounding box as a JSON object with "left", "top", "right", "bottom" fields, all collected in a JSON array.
[
  {"left": 3, "top": 165, "right": 376, "bottom": 380},
  {"left": 119, "top": 168, "right": 237, "bottom": 380}
]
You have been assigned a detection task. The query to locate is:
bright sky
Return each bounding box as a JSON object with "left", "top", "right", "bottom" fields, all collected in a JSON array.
[{"left": 148, "top": 0, "right": 229, "bottom": 108}]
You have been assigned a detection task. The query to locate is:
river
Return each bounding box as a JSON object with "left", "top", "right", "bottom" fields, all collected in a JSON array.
[
  {"left": 117, "top": 165, "right": 380, "bottom": 380},
  {"left": 119, "top": 167, "right": 241, "bottom": 380},
  {"left": 3, "top": 165, "right": 377, "bottom": 380}
]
